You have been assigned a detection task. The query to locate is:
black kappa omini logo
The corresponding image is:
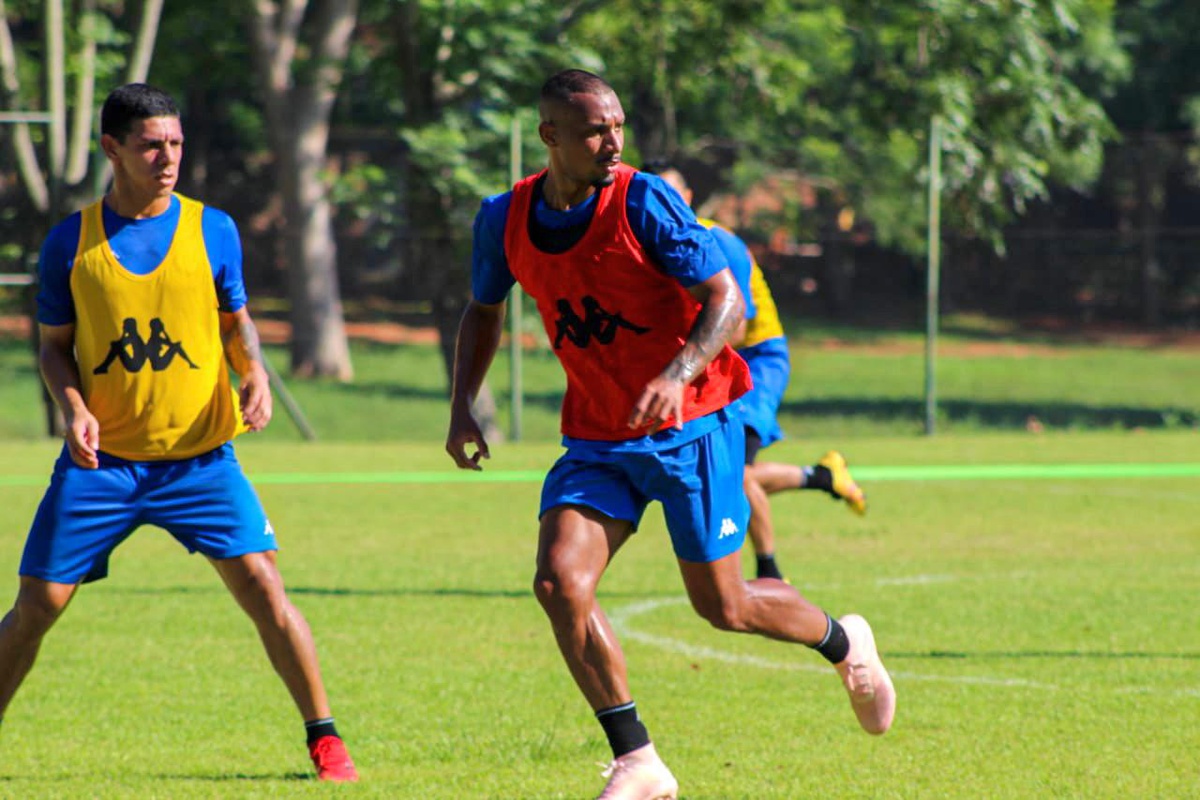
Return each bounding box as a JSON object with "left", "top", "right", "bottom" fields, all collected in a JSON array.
[
  {"left": 552, "top": 295, "right": 650, "bottom": 349},
  {"left": 93, "top": 317, "right": 200, "bottom": 374}
]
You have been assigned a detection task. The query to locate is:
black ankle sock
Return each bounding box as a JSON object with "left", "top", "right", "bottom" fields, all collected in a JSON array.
[
  {"left": 305, "top": 718, "right": 339, "bottom": 745},
  {"left": 810, "top": 614, "right": 850, "bottom": 664},
  {"left": 756, "top": 554, "right": 784, "bottom": 580},
  {"left": 596, "top": 702, "right": 650, "bottom": 758},
  {"left": 802, "top": 465, "right": 834, "bottom": 494}
]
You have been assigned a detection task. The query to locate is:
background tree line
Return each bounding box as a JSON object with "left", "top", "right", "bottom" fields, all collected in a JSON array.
[{"left": 2, "top": 0, "right": 1198, "bottom": 384}]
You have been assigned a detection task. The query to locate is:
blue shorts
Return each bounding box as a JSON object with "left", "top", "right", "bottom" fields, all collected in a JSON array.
[
  {"left": 541, "top": 412, "right": 749, "bottom": 563},
  {"left": 21, "top": 443, "right": 277, "bottom": 584},
  {"left": 738, "top": 339, "right": 791, "bottom": 454}
]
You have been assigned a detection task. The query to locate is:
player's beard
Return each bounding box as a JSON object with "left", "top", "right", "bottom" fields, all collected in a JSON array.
[{"left": 591, "top": 174, "right": 616, "bottom": 189}]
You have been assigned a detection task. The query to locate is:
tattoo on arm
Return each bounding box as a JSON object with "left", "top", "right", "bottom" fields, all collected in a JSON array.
[
  {"left": 224, "top": 315, "right": 263, "bottom": 376},
  {"left": 664, "top": 284, "right": 742, "bottom": 384}
]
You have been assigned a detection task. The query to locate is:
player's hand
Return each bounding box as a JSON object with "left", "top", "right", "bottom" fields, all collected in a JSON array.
[
  {"left": 629, "top": 375, "right": 686, "bottom": 432},
  {"left": 446, "top": 411, "right": 490, "bottom": 470},
  {"left": 239, "top": 363, "right": 273, "bottom": 432},
  {"left": 64, "top": 408, "right": 100, "bottom": 469}
]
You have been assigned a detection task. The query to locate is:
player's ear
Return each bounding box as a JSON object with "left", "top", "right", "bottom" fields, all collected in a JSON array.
[
  {"left": 538, "top": 121, "right": 557, "bottom": 147},
  {"left": 100, "top": 133, "right": 120, "bottom": 163}
]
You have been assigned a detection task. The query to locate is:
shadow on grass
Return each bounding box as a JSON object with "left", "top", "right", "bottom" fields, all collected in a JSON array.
[
  {"left": 150, "top": 772, "right": 312, "bottom": 782},
  {"left": 0, "top": 771, "right": 312, "bottom": 783},
  {"left": 892, "top": 650, "right": 1200, "bottom": 660},
  {"left": 780, "top": 397, "right": 1198, "bottom": 429},
  {"left": 103, "top": 585, "right": 684, "bottom": 600}
]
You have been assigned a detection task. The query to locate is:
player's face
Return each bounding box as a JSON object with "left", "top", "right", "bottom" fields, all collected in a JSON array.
[
  {"left": 103, "top": 116, "right": 184, "bottom": 201},
  {"left": 545, "top": 90, "right": 625, "bottom": 188}
]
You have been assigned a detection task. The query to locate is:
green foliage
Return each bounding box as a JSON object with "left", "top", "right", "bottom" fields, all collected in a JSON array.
[
  {"left": 823, "top": 0, "right": 1128, "bottom": 254},
  {"left": 2, "top": 1, "right": 136, "bottom": 108}
]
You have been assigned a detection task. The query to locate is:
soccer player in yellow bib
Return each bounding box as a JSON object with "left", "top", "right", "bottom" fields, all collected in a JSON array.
[
  {"left": 0, "top": 84, "right": 357, "bottom": 782},
  {"left": 653, "top": 165, "right": 868, "bottom": 582}
]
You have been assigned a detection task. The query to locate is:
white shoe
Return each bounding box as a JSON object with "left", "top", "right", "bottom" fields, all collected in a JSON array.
[
  {"left": 595, "top": 743, "right": 679, "bottom": 800},
  {"left": 835, "top": 614, "right": 897, "bottom": 735}
]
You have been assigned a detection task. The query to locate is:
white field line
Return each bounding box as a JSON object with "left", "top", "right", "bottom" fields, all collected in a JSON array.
[{"left": 607, "top": 578, "right": 1200, "bottom": 700}]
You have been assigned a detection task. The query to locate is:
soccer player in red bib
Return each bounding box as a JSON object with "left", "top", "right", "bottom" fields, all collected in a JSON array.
[
  {"left": 0, "top": 84, "right": 357, "bottom": 782},
  {"left": 446, "top": 70, "right": 896, "bottom": 800}
]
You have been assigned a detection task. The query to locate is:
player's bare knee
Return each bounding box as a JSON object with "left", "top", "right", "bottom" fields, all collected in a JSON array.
[
  {"left": 11, "top": 594, "right": 67, "bottom": 636},
  {"left": 693, "top": 599, "right": 750, "bottom": 632},
  {"left": 533, "top": 567, "right": 595, "bottom": 614}
]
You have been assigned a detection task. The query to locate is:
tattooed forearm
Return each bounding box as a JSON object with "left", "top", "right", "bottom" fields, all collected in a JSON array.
[
  {"left": 663, "top": 281, "right": 744, "bottom": 384},
  {"left": 223, "top": 313, "right": 264, "bottom": 377}
]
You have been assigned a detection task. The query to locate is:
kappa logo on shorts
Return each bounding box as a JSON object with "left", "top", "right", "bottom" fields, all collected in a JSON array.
[
  {"left": 264, "top": 520, "right": 275, "bottom": 537},
  {"left": 718, "top": 517, "right": 739, "bottom": 538}
]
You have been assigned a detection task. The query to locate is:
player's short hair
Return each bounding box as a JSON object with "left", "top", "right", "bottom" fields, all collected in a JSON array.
[
  {"left": 539, "top": 69, "right": 614, "bottom": 120},
  {"left": 101, "top": 83, "right": 180, "bottom": 141}
]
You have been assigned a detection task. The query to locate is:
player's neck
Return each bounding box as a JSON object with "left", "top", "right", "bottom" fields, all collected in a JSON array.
[
  {"left": 541, "top": 172, "right": 596, "bottom": 211},
  {"left": 104, "top": 187, "right": 173, "bottom": 220}
]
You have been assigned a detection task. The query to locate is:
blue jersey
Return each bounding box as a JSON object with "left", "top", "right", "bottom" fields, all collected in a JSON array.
[{"left": 36, "top": 194, "right": 248, "bottom": 326}]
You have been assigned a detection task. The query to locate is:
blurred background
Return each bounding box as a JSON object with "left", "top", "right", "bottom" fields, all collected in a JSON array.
[{"left": 1, "top": 0, "right": 1197, "bottom": 443}]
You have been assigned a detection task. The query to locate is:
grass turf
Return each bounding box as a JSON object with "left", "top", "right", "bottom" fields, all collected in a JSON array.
[{"left": 0, "top": 433, "right": 1195, "bottom": 797}]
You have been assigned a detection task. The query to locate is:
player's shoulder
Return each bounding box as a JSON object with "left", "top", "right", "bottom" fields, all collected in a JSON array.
[
  {"left": 198, "top": 202, "right": 237, "bottom": 229},
  {"left": 479, "top": 189, "right": 513, "bottom": 211},
  {"left": 198, "top": 203, "right": 241, "bottom": 243},
  {"left": 475, "top": 190, "right": 514, "bottom": 229},
  {"left": 43, "top": 210, "right": 84, "bottom": 254},
  {"left": 629, "top": 169, "right": 674, "bottom": 197},
  {"left": 627, "top": 170, "right": 696, "bottom": 222}
]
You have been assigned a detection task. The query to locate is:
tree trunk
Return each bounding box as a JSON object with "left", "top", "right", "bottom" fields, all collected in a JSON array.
[
  {"left": 248, "top": 0, "right": 358, "bottom": 379},
  {"left": 1136, "top": 135, "right": 1168, "bottom": 328},
  {"left": 281, "top": 96, "right": 353, "bottom": 379}
]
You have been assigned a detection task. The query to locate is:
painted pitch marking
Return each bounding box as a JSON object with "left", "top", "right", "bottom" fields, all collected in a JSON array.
[{"left": 607, "top": 589, "right": 1199, "bottom": 700}]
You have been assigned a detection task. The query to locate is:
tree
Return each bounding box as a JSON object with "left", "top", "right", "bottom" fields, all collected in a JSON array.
[
  {"left": 572, "top": 0, "right": 1127, "bottom": 261},
  {"left": 1, "top": 0, "right": 164, "bottom": 435},
  {"left": 1099, "top": 0, "right": 1200, "bottom": 325},
  {"left": 248, "top": 0, "right": 359, "bottom": 380},
  {"left": 1, "top": 0, "right": 164, "bottom": 221},
  {"left": 335, "top": 0, "right": 595, "bottom": 435}
]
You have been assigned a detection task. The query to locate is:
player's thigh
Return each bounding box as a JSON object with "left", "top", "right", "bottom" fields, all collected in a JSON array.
[
  {"left": 539, "top": 454, "right": 642, "bottom": 577},
  {"left": 143, "top": 445, "right": 278, "bottom": 560},
  {"left": 742, "top": 351, "right": 789, "bottom": 448},
  {"left": 20, "top": 448, "right": 141, "bottom": 584},
  {"left": 649, "top": 420, "right": 749, "bottom": 564}
]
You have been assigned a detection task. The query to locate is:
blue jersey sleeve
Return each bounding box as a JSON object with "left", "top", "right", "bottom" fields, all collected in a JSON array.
[
  {"left": 626, "top": 172, "right": 728, "bottom": 286},
  {"left": 201, "top": 207, "right": 247, "bottom": 313},
  {"left": 35, "top": 213, "right": 83, "bottom": 326},
  {"left": 708, "top": 226, "right": 757, "bottom": 320},
  {"left": 471, "top": 192, "right": 517, "bottom": 305}
]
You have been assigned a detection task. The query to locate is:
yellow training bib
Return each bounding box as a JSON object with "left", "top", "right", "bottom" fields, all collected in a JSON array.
[{"left": 71, "top": 194, "right": 246, "bottom": 460}]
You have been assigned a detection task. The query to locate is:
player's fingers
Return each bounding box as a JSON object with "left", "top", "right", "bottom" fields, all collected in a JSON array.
[
  {"left": 446, "top": 434, "right": 484, "bottom": 470},
  {"left": 241, "top": 385, "right": 271, "bottom": 431},
  {"left": 628, "top": 391, "right": 653, "bottom": 428},
  {"left": 67, "top": 429, "right": 98, "bottom": 469}
]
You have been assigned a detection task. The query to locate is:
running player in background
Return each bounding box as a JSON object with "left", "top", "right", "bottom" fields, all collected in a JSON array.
[{"left": 652, "top": 164, "right": 867, "bottom": 583}]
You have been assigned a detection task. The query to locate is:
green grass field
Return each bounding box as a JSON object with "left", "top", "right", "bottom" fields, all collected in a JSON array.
[{"left": 0, "top": 432, "right": 1196, "bottom": 798}]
